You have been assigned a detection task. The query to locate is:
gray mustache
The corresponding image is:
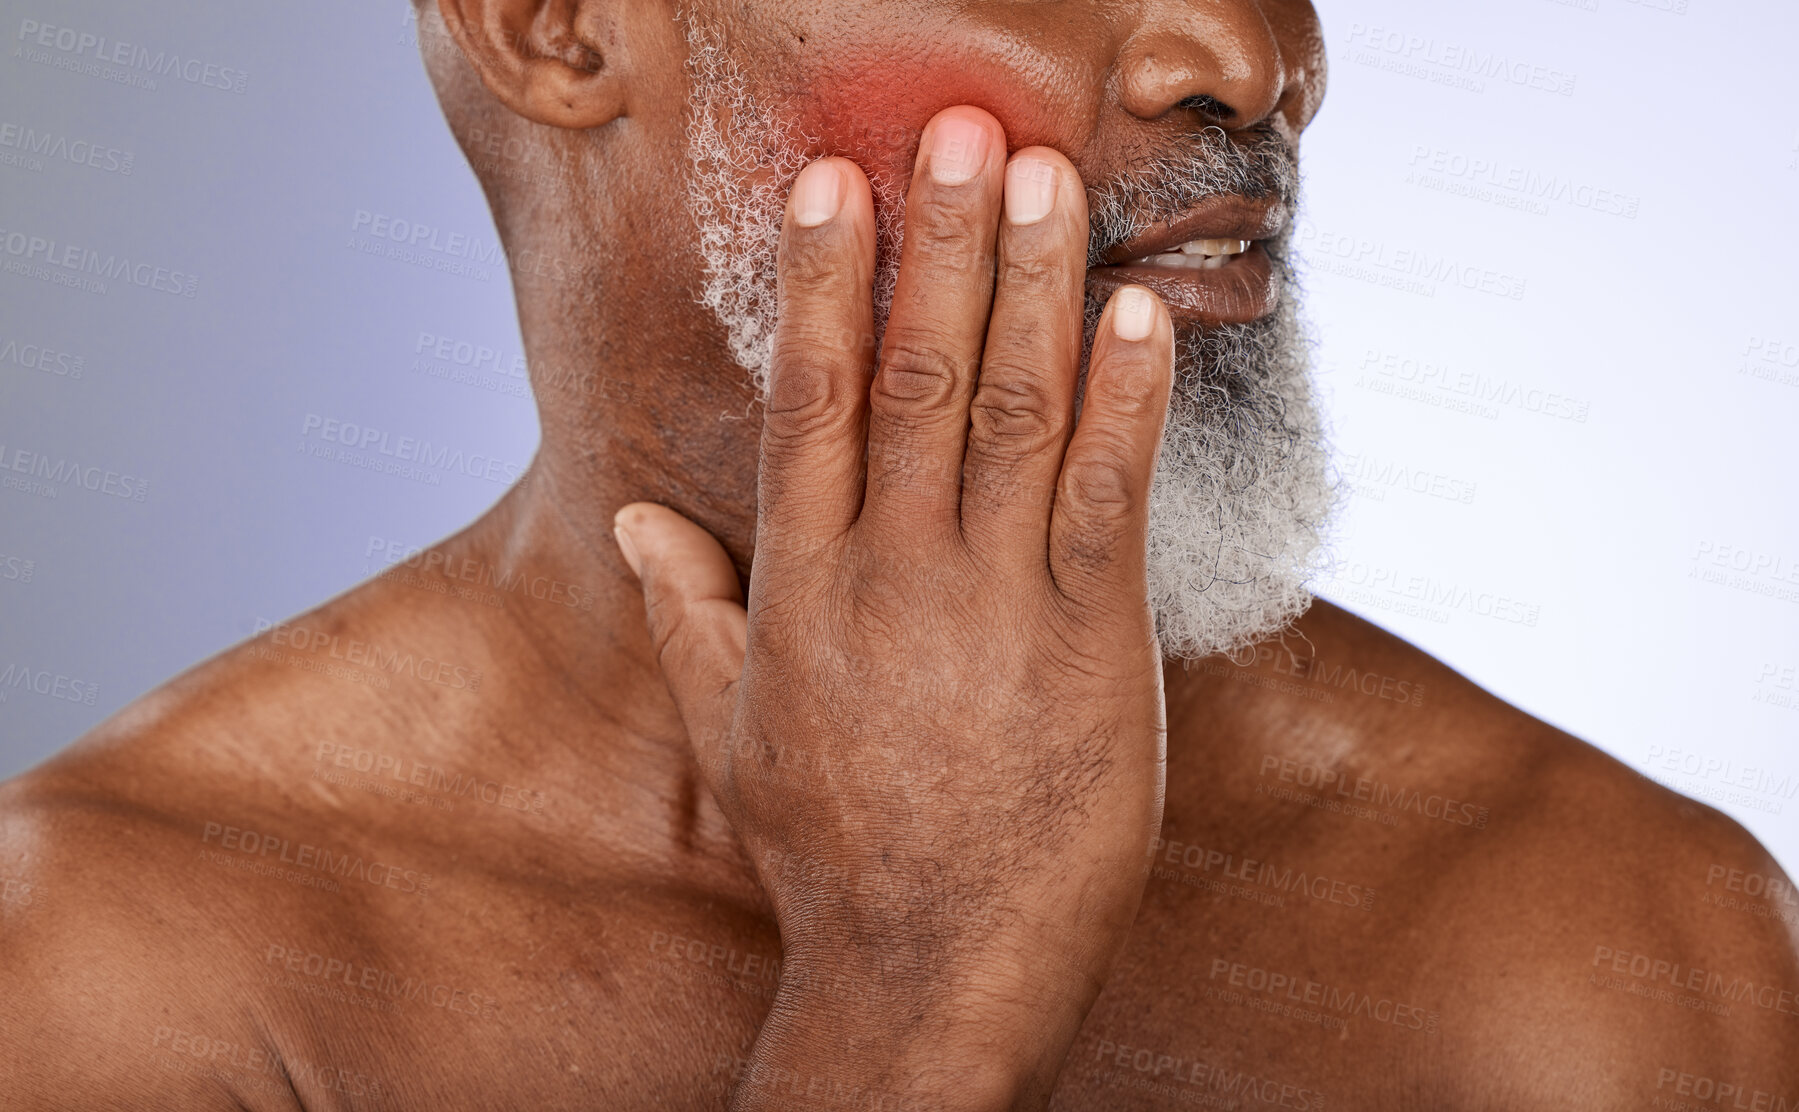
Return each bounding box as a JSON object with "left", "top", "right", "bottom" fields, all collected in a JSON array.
[{"left": 1086, "top": 122, "right": 1298, "bottom": 266}]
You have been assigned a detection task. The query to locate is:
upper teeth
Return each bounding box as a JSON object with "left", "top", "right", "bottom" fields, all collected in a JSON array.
[{"left": 1133, "top": 238, "right": 1252, "bottom": 270}]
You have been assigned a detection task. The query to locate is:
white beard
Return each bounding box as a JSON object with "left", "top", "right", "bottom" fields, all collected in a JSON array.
[{"left": 683, "top": 22, "right": 1334, "bottom": 662}]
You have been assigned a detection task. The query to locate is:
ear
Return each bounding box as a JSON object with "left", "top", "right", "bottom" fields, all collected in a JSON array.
[{"left": 436, "top": 0, "right": 628, "bottom": 129}]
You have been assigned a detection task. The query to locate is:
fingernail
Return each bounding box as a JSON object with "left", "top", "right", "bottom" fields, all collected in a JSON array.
[
  {"left": 1004, "top": 155, "right": 1058, "bottom": 225},
  {"left": 612, "top": 520, "right": 643, "bottom": 578},
  {"left": 1110, "top": 286, "right": 1158, "bottom": 342},
  {"left": 792, "top": 160, "right": 846, "bottom": 228},
  {"left": 927, "top": 114, "right": 988, "bottom": 186}
]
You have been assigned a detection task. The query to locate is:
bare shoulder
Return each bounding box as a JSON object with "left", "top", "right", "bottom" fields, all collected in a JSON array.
[
  {"left": 0, "top": 767, "right": 306, "bottom": 1109},
  {"left": 0, "top": 592, "right": 418, "bottom": 1109},
  {"left": 1285, "top": 602, "right": 1799, "bottom": 1099}
]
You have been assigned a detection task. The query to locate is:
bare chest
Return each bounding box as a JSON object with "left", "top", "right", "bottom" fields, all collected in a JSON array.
[{"left": 253, "top": 861, "right": 1436, "bottom": 1112}]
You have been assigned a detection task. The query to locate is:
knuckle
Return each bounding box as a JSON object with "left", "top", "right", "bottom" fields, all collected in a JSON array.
[
  {"left": 778, "top": 230, "right": 850, "bottom": 295},
  {"left": 767, "top": 346, "right": 846, "bottom": 415},
  {"left": 762, "top": 354, "right": 856, "bottom": 448},
  {"left": 1054, "top": 454, "right": 1145, "bottom": 577},
  {"left": 775, "top": 307, "right": 874, "bottom": 354},
  {"left": 1061, "top": 451, "right": 1139, "bottom": 514},
  {"left": 996, "top": 249, "right": 1060, "bottom": 291},
  {"left": 968, "top": 376, "right": 1065, "bottom": 455},
  {"left": 872, "top": 339, "right": 967, "bottom": 411},
  {"left": 909, "top": 205, "right": 990, "bottom": 262},
  {"left": 1091, "top": 370, "right": 1159, "bottom": 422}
]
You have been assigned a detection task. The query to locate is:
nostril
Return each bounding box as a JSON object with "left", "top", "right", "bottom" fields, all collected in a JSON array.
[
  {"left": 1116, "top": 26, "right": 1282, "bottom": 127},
  {"left": 1177, "top": 94, "right": 1236, "bottom": 124}
]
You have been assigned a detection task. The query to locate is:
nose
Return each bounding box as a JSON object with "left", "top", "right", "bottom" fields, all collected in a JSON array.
[{"left": 1116, "top": 0, "right": 1290, "bottom": 131}]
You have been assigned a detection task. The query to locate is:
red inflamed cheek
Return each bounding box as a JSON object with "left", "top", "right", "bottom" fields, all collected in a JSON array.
[{"left": 794, "top": 55, "right": 1094, "bottom": 184}]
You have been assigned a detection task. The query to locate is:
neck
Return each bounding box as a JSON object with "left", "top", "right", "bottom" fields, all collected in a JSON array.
[
  {"left": 483, "top": 272, "right": 766, "bottom": 736},
  {"left": 387, "top": 290, "right": 771, "bottom": 870},
  {"left": 424, "top": 298, "right": 1267, "bottom": 869}
]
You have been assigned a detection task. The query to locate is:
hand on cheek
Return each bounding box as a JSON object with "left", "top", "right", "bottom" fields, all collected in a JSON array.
[{"left": 613, "top": 105, "right": 1172, "bottom": 1109}]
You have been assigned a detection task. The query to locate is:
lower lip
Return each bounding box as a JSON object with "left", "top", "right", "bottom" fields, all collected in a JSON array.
[{"left": 1085, "top": 241, "right": 1277, "bottom": 327}]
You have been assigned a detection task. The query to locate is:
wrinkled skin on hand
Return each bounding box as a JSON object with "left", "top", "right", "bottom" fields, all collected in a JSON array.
[{"left": 614, "top": 105, "right": 1176, "bottom": 1102}]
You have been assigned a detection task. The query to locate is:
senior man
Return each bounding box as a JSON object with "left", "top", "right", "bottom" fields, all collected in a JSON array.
[{"left": 3, "top": 0, "right": 1795, "bottom": 1108}]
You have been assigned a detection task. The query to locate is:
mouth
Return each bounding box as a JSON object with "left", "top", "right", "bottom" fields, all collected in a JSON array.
[{"left": 1084, "top": 195, "right": 1285, "bottom": 326}]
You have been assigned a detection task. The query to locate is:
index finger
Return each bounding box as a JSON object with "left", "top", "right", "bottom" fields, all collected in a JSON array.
[{"left": 757, "top": 156, "right": 879, "bottom": 566}]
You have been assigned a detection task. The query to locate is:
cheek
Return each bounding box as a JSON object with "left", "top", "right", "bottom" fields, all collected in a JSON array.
[{"left": 794, "top": 56, "right": 1096, "bottom": 187}]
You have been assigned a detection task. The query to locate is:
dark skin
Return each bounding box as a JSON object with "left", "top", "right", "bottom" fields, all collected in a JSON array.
[{"left": 4, "top": 0, "right": 1796, "bottom": 1107}]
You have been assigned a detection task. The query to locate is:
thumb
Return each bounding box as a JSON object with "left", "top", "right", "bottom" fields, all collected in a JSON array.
[{"left": 613, "top": 502, "right": 747, "bottom": 777}]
